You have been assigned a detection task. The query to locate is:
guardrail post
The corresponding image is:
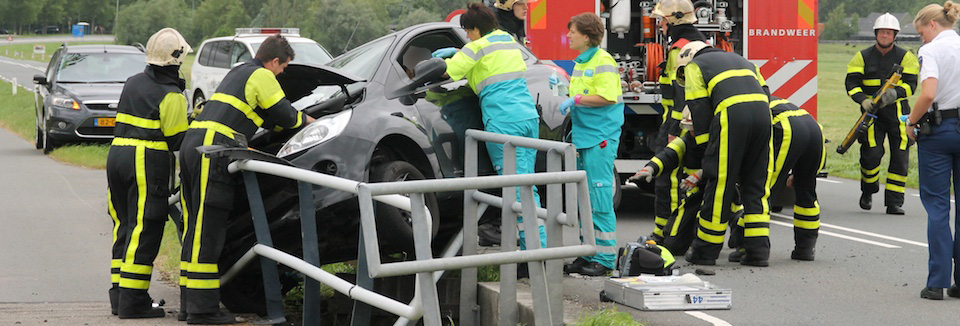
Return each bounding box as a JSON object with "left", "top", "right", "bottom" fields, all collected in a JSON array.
[
  {"left": 519, "top": 185, "right": 551, "bottom": 325},
  {"left": 351, "top": 236, "right": 373, "bottom": 326},
  {"left": 545, "top": 149, "right": 564, "bottom": 324},
  {"left": 460, "top": 133, "right": 480, "bottom": 326},
  {"left": 298, "top": 181, "right": 322, "bottom": 326},
  {"left": 241, "top": 171, "right": 287, "bottom": 325},
  {"left": 499, "top": 142, "right": 518, "bottom": 326},
  {"left": 411, "top": 193, "right": 441, "bottom": 326}
]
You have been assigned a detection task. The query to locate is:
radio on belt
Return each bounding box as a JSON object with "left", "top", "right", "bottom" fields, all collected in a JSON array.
[{"left": 600, "top": 274, "right": 732, "bottom": 311}]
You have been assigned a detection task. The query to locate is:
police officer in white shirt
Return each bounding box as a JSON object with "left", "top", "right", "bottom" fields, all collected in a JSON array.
[{"left": 905, "top": 0, "right": 960, "bottom": 301}]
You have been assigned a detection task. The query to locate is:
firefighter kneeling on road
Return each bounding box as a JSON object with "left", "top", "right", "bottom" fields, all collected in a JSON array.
[
  {"left": 178, "top": 34, "right": 315, "bottom": 324},
  {"left": 845, "top": 13, "right": 919, "bottom": 215},
  {"left": 675, "top": 41, "right": 773, "bottom": 267},
  {"left": 107, "top": 28, "right": 191, "bottom": 318},
  {"left": 729, "top": 97, "right": 825, "bottom": 262},
  {"left": 648, "top": 0, "right": 707, "bottom": 244}
]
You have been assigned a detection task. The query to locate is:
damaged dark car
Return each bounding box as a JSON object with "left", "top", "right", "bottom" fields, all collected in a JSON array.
[{"left": 215, "top": 22, "right": 575, "bottom": 313}]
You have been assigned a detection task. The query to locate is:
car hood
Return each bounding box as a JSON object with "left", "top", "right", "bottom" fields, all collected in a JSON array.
[
  {"left": 54, "top": 83, "right": 124, "bottom": 103},
  {"left": 277, "top": 63, "right": 365, "bottom": 103}
]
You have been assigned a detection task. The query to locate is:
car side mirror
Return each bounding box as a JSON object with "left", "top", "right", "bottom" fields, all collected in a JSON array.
[
  {"left": 397, "top": 58, "right": 446, "bottom": 95},
  {"left": 33, "top": 74, "right": 47, "bottom": 85}
]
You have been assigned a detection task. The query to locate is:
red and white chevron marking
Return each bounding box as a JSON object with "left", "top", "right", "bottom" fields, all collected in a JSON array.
[{"left": 751, "top": 59, "right": 818, "bottom": 114}]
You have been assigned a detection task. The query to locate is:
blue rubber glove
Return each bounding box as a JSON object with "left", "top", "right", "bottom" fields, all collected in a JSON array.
[
  {"left": 432, "top": 47, "right": 458, "bottom": 59},
  {"left": 559, "top": 98, "right": 575, "bottom": 115},
  {"left": 548, "top": 75, "right": 560, "bottom": 87}
]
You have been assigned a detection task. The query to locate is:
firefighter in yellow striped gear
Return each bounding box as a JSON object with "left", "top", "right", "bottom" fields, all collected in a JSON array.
[
  {"left": 844, "top": 13, "right": 919, "bottom": 215},
  {"left": 107, "top": 28, "right": 191, "bottom": 318},
  {"left": 648, "top": 0, "right": 707, "bottom": 244},
  {"left": 178, "top": 34, "right": 313, "bottom": 324},
  {"left": 676, "top": 41, "right": 773, "bottom": 267},
  {"left": 730, "top": 97, "right": 825, "bottom": 262}
]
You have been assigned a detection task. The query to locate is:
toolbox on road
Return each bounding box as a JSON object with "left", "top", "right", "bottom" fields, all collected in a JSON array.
[{"left": 600, "top": 274, "right": 732, "bottom": 311}]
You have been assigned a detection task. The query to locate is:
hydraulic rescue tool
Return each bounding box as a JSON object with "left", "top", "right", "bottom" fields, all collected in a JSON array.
[{"left": 837, "top": 64, "right": 904, "bottom": 154}]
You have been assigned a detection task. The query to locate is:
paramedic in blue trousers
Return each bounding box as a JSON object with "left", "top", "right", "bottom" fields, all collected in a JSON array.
[
  {"left": 557, "top": 13, "right": 625, "bottom": 277},
  {"left": 905, "top": 1, "right": 960, "bottom": 301},
  {"left": 107, "top": 28, "right": 191, "bottom": 319},
  {"left": 432, "top": 2, "right": 547, "bottom": 252}
]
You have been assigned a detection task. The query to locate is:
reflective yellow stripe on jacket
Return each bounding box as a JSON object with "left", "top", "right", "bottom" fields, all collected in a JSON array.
[{"left": 445, "top": 30, "right": 527, "bottom": 95}]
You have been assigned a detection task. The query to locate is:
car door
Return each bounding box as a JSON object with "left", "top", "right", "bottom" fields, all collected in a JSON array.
[
  {"left": 37, "top": 49, "right": 61, "bottom": 123},
  {"left": 208, "top": 41, "right": 233, "bottom": 94},
  {"left": 390, "top": 29, "right": 490, "bottom": 178}
]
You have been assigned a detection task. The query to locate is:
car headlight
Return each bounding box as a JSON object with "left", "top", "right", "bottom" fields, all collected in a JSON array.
[
  {"left": 277, "top": 109, "right": 352, "bottom": 158},
  {"left": 51, "top": 96, "right": 80, "bottom": 110}
]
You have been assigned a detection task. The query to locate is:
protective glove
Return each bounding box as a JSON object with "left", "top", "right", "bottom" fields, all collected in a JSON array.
[
  {"left": 431, "top": 47, "right": 458, "bottom": 59},
  {"left": 680, "top": 170, "right": 702, "bottom": 192},
  {"left": 877, "top": 88, "right": 898, "bottom": 108},
  {"left": 628, "top": 166, "right": 654, "bottom": 183},
  {"left": 559, "top": 98, "right": 575, "bottom": 115},
  {"left": 549, "top": 74, "right": 560, "bottom": 87},
  {"left": 860, "top": 99, "right": 874, "bottom": 113}
]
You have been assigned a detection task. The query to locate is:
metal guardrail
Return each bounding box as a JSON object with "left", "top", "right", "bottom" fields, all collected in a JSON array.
[{"left": 219, "top": 129, "right": 596, "bottom": 326}]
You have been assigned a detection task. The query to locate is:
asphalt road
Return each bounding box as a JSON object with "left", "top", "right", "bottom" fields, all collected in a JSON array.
[
  {"left": 563, "top": 178, "right": 948, "bottom": 325},
  {"left": 0, "top": 53, "right": 181, "bottom": 323}
]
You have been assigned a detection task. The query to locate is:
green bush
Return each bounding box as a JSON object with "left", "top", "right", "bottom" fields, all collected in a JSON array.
[{"left": 115, "top": 0, "right": 194, "bottom": 46}]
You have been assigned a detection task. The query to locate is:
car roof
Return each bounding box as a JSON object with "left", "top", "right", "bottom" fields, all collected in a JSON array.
[
  {"left": 64, "top": 44, "right": 144, "bottom": 54},
  {"left": 200, "top": 35, "right": 318, "bottom": 45}
]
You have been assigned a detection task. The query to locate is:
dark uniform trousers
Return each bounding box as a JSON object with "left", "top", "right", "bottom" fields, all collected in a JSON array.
[
  {"left": 684, "top": 49, "right": 773, "bottom": 261},
  {"left": 179, "top": 59, "right": 306, "bottom": 314},
  {"left": 732, "top": 99, "right": 825, "bottom": 251},
  {"left": 652, "top": 24, "right": 706, "bottom": 240},
  {"left": 107, "top": 65, "right": 189, "bottom": 313},
  {"left": 845, "top": 45, "right": 919, "bottom": 207}
]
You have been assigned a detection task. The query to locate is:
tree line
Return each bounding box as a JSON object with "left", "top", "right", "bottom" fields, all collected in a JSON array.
[
  {"left": 0, "top": 0, "right": 114, "bottom": 34},
  {"left": 115, "top": 0, "right": 471, "bottom": 56},
  {"left": 820, "top": 0, "right": 939, "bottom": 40}
]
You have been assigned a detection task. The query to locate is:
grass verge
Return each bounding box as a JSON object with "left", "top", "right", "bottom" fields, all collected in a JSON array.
[
  {"left": 576, "top": 306, "right": 642, "bottom": 325},
  {"left": 818, "top": 43, "right": 920, "bottom": 189}
]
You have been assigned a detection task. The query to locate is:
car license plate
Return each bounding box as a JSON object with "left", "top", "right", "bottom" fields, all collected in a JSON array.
[{"left": 96, "top": 118, "right": 116, "bottom": 127}]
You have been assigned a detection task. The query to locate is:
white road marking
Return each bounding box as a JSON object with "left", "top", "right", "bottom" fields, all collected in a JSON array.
[
  {"left": 816, "top": 178, "right": 842, "bottom": 184},
  {"left": 769, "top": 219, "right": 901, "bottom": 248},
  {"left": 773, "top": 212, "right": 927, "bottom": 247},
  {"left": 685, "top": 311, "right": 732, "bottom": 326},
  {"left": 0, "top": 58, "right": 44, "bottom": 71}
]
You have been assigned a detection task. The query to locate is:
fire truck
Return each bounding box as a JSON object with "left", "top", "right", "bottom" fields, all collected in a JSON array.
[{"left": 524, "top": 0, "right": 819, "bottom": 180}]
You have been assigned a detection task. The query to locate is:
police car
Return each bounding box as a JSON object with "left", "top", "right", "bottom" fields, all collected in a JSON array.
[{"left": 189, "top": 28, "right": 333, "bottom": 109}]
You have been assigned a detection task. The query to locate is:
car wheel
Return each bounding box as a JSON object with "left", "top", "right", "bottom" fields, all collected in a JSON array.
[
  {"left": 41, "top": 122, "right": 59, "bottom": 155},
  {"left": 369, "top": 161, "right": 440, "bottom": 253},
  {"left": 34, "top": 125, "right": 42, "bottom": 150}
]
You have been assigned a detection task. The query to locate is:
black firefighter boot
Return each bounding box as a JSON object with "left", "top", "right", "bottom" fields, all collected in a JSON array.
[
  {"left": 117, "top": 288, "right": 165, "bottom": 319},
  {"left": 187, "top": 312, "right": 240, "bottom": 325},
  {"left": 739, "top": 237, "right": 770, "bottom": 267},
  {"left": 109, "top": 286, "right": 119, "bottom": 316},
  {"left": 791, "top": 230, "right": 817, "bottom": 261},
  {"left": 859, "top": 192, "right": 872, "bottom": 210}
]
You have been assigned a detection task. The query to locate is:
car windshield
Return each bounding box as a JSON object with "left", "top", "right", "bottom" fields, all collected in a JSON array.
[
  {"left": 251, "top": 41, "right": 332, "bottom": 65},
  {"left": 291, "top": 36, "right": 394, "bottom": 110},
  {"left": 56, "top": 53, "right": 145, "bottom": 83}
]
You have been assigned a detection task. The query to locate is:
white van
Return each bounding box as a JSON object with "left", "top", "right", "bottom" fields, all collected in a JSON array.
[{"left": 189, "top": 28, "right": 333, "bottom": 108}]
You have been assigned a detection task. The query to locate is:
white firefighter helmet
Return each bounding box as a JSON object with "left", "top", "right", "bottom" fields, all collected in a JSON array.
[
  {"left": 677, "top": 40, "right": 709, "bottom": 67},
  {"left": 675, "top": 41, "right": 710, "bottom": 87},
  {"left": 145, "top": 28, "right": 193, "bottom": 66},
  {"left": 495, "top": 0, "right": 525, "bottom": 10},
  {"left": 873, "top": 13, "right": 900, "bottom": 32},
  {"left": 652, "top": 0, "right": 697, "bottom": 25}
]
